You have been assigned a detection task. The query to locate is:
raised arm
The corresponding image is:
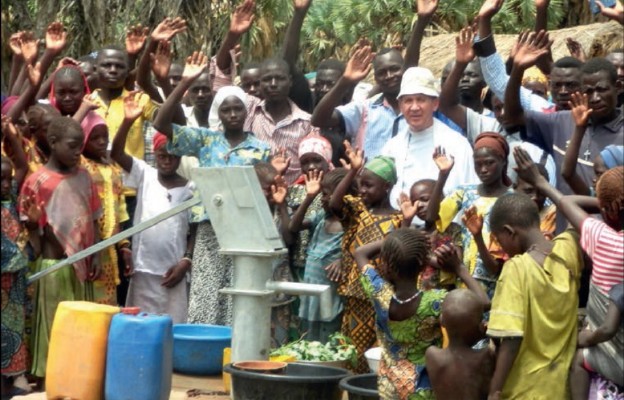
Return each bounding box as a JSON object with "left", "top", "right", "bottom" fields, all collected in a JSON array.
[
  {"left": 289, "top": 170, "right": 322, "bottom": 232},
  {"left": 1, "top": 116, "right": 28, "bottom": 190},
  {"left": 7, "top": 41, "right": 44, "bottom": 123},
  {"left": 29, "top": 22, "right": 68, "bottom": 92},
  {"left": 534, "top": 0, "right": 553, "bottom": 75},
  {"left": 561, "top": 93, "right": 592, "bottom": 196},
  {"left": 282, "top": 0, "right": 312, "bottom": 70},
  {"left": 463, "top": 206, "right": 503, "bottom": 275},
  {"left": 311, "top": 44, "right": 374, "bottom": 128},
  {"left": 216, "top": 0, "right": 255, "bottom": 72},
  {"left": 404, "top": 0, "right": 439, "bottom": 68},
  {"left": 424, "top": 147, "right": 454, "bottom": 225},
  {"left": 504, "top": 31, "right": 551, "bottom": 127},
  {"left": 439, "top": 27, "right": 474, "bottom": 130},
  {"left": 596, "top": 0, "right": 624, "bottom": 24},
  {"left": 329, "top": 141, "right": 363, "bottom": 215},
  {"left": 7, "top": 32, "right": 25, "bottom": 94},
  {"left": 354, "top": 239, "right": 384, "bottom": 271},
  {"left": 478, "top": 0, "right": 504, "bottom": 41},
  {"left": 152, "top": 51, "right": 208, "bottom": 139},
  {"left": 125, "top": 24, "right": 149, "bottom": 84},
  {"left": 111, "top": 91, "right": 144, "bottom": 172}
]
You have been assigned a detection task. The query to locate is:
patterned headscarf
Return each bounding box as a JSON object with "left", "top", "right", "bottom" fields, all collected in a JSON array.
[
  {"left": 80, "top": 112, "right": 106, "bottom": 147},
  {"left": 153, "top": 133, "right": 168, "bottom": 152},
  {"left": 364, "top": 156, "right": 397, "bottom": 185},
  {"left": 474, "top": 132, "right": 512, "bottom": 186},
  {"left": 298, "top": 135, "right": 333, "bottom": 165}
]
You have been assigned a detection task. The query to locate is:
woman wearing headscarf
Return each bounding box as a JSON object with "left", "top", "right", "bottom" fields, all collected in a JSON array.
[{"left": 159, "top": 84, "right": 272, "bottom": 325}]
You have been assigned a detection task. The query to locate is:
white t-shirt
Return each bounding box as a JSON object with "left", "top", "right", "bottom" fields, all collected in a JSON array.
[{"left": 124, "top": 158, "right": 194, "bottom": 275}]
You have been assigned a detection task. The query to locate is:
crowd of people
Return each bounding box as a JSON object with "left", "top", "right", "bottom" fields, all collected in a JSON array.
[{"left": 1, "top": 0, "right": 623, "bottom": 398}]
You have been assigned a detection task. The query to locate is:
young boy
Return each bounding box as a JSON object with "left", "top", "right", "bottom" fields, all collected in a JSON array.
[
  {"left": 18, "top": 116, "right": 102, "bottom": 381},
  {"left": 486, "top": 192, "right": 583, "bottom": 399},
  {"left": 426, "top": 289, "right": 494, "bottom": 400}
]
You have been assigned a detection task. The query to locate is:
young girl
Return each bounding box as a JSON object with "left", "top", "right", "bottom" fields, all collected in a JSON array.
[
  {"left": 354, "top": 228, "right": 489, "bottom": 399},
  {"left": 81, "top": 115, "right": 129, "bottom": 305},
  {"left": 513, "top": 164, "right": 556, "bottom": 240},
  {"left": 562, "top": 92, "right": 624, "bottom": 196},
  {"left": 513, "top": 149, "right": 623, "bottom": 399},
  {"left": 18, "top": 116, "right": 101, "bottom": 381},
  {"left": 1, "top": 117, "right": 30, "bottom": 396},
  {"left": 328, "top": 141, "right": 404, "bottom": 372},
  {"left": 427, "top": 133, "right": 513, "bottom": 300},
  {"left": 289, "top": 168, "right": 352, "bottom": 342},
  {"left": 111, "top": 92, "right": 195, "bottom": 324},
  {"left": 24, "top": 104, "right": 61, "bottom": 173}
]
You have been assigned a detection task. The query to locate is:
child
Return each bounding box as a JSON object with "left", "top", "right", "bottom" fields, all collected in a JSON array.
[
  {"left": 486, "top": 192, "right": 584, "bottom": 399},
  {"left": 289, "top": 168, "right": 351, "bottom": 343},
  {"left": 513, "top": 163, "right": 556, "bottom": 240},
  {"left": 1, "top": 119, "right": 30, "bottom": 396},
  {"left": 24, "top": 104, "right": 61, "bottom": 173},
  {"left": 81, "top": 115, "right": 129, "bottom": 305},
  {"left": 353, "top": 229, "right": 489, "bottom": 400},
  {"left": 401, "top": 179, "right": 463, "bottom": 291},
  {"left": 427, "top": 134, "right": 513, "bottom": 300},
  {"left": 426, "top": 289, "right": 495, "bottom": 400},
  {"left": 515, "top": 148, "right": 624, "bottom": 398},
  {"left": 111, "top": 92, "right": 195, "bottom": 324},
  {"left": 18, "top": 116, "right": 102, "bottom": 381},
  {"left": 562, "top": 92, "right": 624, "bottom": 196},
  {"left": 328, "top": 141, "right": 404, "bottom": 372}
]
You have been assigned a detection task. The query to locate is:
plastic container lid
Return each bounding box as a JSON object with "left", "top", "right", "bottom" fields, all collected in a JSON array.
[{"left": 121, "top": 307, "right": 141, "bottom": 315}]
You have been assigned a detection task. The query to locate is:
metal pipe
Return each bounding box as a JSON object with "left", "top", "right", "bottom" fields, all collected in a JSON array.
[{"left": 265, "top": 281, "right": 333, "bottom": 321}]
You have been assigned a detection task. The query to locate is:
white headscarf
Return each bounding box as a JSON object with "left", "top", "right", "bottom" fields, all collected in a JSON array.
[{"left": 208, "top": 86, "right": 248, "bottom": 131}]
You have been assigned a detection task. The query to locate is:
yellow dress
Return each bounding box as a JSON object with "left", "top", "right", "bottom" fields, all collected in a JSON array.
[
  {"left": 81, "top": 157, "right": 128, "bottom": 305},
  {"left": 487, "top": 230, "right": 583, "bottom": 400}
]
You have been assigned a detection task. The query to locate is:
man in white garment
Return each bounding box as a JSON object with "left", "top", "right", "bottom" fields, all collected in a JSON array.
[{"left": 382, "top": 67, "right": 478, "bottom": 214}]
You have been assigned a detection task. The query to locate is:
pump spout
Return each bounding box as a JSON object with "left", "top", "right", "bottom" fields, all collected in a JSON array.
[{"left": 265, "top": 281, "right": 333, "bottom": 320}]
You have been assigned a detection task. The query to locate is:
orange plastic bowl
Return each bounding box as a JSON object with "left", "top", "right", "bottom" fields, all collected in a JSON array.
[{"left": 232, "top": 361, "right": 288, "bottom": 374}]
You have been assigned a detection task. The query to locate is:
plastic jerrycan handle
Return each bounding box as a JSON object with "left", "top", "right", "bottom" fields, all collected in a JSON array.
[{"left": 121, "top": 307, "right": 141, "bottom": 315}]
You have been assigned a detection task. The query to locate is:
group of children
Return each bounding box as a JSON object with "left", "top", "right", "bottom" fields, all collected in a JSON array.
[{"left": 1, "top": 4, "right": 624, "bottom": 400}]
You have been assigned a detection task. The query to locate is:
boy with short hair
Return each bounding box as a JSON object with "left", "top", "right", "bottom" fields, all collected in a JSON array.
[{"left": 426, "top": 288, "right": 494, "bottom": 400}]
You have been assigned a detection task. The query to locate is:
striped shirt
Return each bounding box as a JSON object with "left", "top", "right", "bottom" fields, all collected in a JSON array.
[
  {"left": 581, "top": 217, "right": 624, "bottom": 295},
  {"left": 244, "top": 96, "right": 316, "bottom": 184}
]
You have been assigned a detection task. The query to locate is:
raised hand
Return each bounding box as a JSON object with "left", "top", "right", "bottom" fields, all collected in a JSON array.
[
  {"left": 569, "top": 92, "right": 592, "bottom": 128},
  {"left": 125, "top": 24, "right": 149, "bottom": 56},
  {"left": 57, "top": 57, "right": 79, "bottom": 70},
  {"left": 417, "top": 0, "right": 439, "bottom": 17},
  {"left": 434, "top": 244, "right": 462, "bottom": 274},
  {"left": 183, "top": 51, "right": 209, "bottom": 81},
  {"left": 80, "top": 93, "right": 100, "bottom": 112},
  {"left": 45, "top": 22, "right": 67, "bottom": 54},
  {"left": 9, "top": 32, "right": 24, "bottom": 57},
  {"left": 343, "top": 140, "right": 364, "bottom": 170},
  {"left": 304, "top": 170, "right": 323, "bottom": 196},
  {"left": 513, "top": 146, "right": 543, "bottom": 186},
  {"left": 462, "top": 206, "right": 483, "bottom": 236},
  {"left": 433, "top": 146, "right": 455, "bottom": 174},
  {"left": 294, "top": 0, "right": 312, "bottom": 10},
  {"left": 19, "top": 31, "right": 39, "bottom": 65},
  {"left": 512, "top": 30, "right": 552, "bottom": 70},
  {"left": 596, "top": 0, "right": 624, "bottom": 24},
  {"left": 230, "top": 0, "right": 256, "bottom": 34},
  {"left": 271, "top": 175, "right": 288, "bottom": 205},
  {"left": 1, "top": 115, "right": 18, "bottom": 137},
  {"left": 343, "top": 45, "right": 375, "bottom": 84},
  {"left": 151, "top": 17, "right": 187, "bottom": 42},
  {"left": 270, "top": 148, "right": 291, "bottom": 176},
  {"left": 535, "top": 0, "right": 550, "bottom": 8},
  {"left": 122, "top": 91, "right": 144, "bottom": 121},
  {"left": 479, "top": 0, "right": 504, "bottom": 19},
  {"left": 398, "top": 192, "right": 419, "bottom": 221},
  {"left": 151, "top": 40, "right": 173, "bottom": 81},
  {"left": 565, "top": 38, "right": 587, "bottom": 62},
  {"left": 455, "top": 26, "right": 475, "bottom": 64}
]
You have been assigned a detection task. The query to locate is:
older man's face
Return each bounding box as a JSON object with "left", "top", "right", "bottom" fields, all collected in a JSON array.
[{"left": 399, "top": 94, "right": 438, "bottom": 131}]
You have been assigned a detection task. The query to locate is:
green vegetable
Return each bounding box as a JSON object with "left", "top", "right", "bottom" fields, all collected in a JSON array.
[{"left": 270, "top": 332, "right": 358, "bottom": 367}]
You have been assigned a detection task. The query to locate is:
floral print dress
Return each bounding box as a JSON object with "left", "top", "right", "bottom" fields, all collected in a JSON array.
[{"left": 361, "top": 264, "right": 446, "bottom": 400}]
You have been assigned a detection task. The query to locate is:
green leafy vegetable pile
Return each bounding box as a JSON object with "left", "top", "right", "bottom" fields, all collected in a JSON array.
[{"left": 270, "top": 333, "right": 357, "bottom": 367}]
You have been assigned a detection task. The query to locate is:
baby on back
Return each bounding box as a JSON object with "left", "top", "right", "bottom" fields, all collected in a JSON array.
[{"left": 426, "top": 289, "right": 494, "bottom": 400}]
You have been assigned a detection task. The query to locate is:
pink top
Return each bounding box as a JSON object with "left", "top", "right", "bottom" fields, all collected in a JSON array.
[{"left": 581, "top": 217, "right": 624, "bottom": 295}]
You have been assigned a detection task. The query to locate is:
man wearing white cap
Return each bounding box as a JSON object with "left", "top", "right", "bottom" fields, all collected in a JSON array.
[{"left": 382, "top": 67, "right": 478, "bottom": 215}]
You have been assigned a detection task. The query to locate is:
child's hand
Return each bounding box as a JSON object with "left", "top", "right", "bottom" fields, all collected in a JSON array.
[
  {"left": 513, "top": 146, "right": 543, "bottom": 186},
  {"left": 462, "top": 205, "right": 483, "bottom": 236},
  {"left": 151, "top": 17, "right": 187, "bottom": 42},
  {"left": 45, "top": 22, "right": 67, "bottom": 55},
  {"left": 119, "top": 247, "right": 134, "bottom": 277},
  {"left": 80, "top": 93, "right": 100, "bottom": 112},
  {"left": 325, "top": 259, "right": 344, "bottom": 282},
  {"left": 122, "top": 91, "right": 143, "bottom": 121},
  {"left": 569, "top": 92, "right": 592, "bottom": 128},
  {"left": 230, "top": 0, "right": 256, "bottom": 35},
  {"left": 162, "top": 259, "right": 191, "bottom": 288},
  {"left": 271, "top": 175, "right": 288, "bottom": 205},
  {"left": 22, "top": 196, "right": 43, "bottom": 225},
  {"left": 434, "top": 244, "right": 462, "bottom": 274},
  {"left": 1, "top": 115, "right": 18, "bottom": 138},
  {"left": 338, "top": 158, "right": 352, "bottom": 170},
  {"left": 304, "top": 170, "right": 323, "bottom": 196},
  {"left": 150, "top": 40, "right": 173, "bottom": 81},
  {"left": 433, "top": 146, "right": 454, "bottom": 175},
  {"left": 125, "top": 24, "right": 149, "bottom": 56},
  {"left": 270, "top": 148, "right": 291, "bottom": 176},
  {"left": 183, "top": 51, "right": 209, "bottom": 81},
  {"left": 88, "top": 253, "right": 102, "bottom": 281},
  {"left": 19, "top": 31, "right": 40, "bottom": 65},
  {"left": 344, "top": 140, "right": 364, "bottom": 170},
  {"left": 56, "top": 56, "right": 80, "bottom": 70},
  {"left": 398, "top": 192, "right": 418, "bottom": 221},
  {"left": 9, "top": 32, "right": 24, "bottom": 58}
]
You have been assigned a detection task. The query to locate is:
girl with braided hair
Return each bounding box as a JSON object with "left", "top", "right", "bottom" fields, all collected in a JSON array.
[{"left": 354, "top": 228, "right": 489, "bottom": 400}]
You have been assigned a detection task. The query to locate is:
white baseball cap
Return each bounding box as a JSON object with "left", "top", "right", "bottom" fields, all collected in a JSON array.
[{"left": 397, "top": 67, "right": 440, "bottom": 98}]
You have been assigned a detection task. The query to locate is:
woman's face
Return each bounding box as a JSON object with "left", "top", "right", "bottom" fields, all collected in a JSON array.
[
  {"left": 54, "top": 75, "right": 86, "bottom": 115},
  {"left": 218, "top": 96, "right": 246, "bottom": 131},
  {"left": 474, "top": 147, "right": 505, "bottom": 186},
  {"left": 300, "top": 152, "right": 329, "bottom": 175}
]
